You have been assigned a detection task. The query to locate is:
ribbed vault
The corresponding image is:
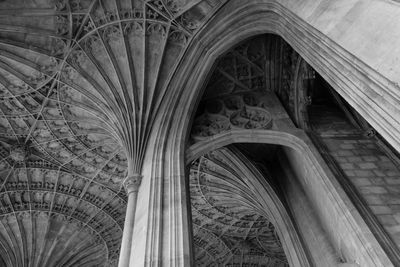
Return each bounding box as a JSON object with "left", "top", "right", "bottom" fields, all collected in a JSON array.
[
  {"left": 0, "top": 0, "right": 398, "bottom": 266},
  {"left": 0, "top": 0, "right": 299, "bottom": 264},
  {"left": 0, "top": 0, "right": 227, "bottom": 265}
]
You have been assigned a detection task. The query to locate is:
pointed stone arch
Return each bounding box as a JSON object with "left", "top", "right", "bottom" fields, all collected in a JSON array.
[
  {"left": 184, "top": 129, "right": 392, "bottom": 265},
  {"left": 152, "top": 1, "right": 400, "bottom": 265},
  {"left": 212, "top": 145, "right": 312, "bottom": 267}
]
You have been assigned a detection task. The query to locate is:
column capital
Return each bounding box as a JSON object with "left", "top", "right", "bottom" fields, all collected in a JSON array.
[{"left": 123, "top": 174, "right": 142, "bottom": 194}]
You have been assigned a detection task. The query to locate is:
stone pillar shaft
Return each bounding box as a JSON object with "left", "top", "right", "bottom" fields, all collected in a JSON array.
[
  {"left": 118, "top": 174, "right": 142, "bottom": 267},
  {"left": 128, "top": 155, "right": 193, "bottom": 266}
]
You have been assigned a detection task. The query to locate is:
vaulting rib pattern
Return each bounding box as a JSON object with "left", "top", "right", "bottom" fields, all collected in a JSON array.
[
  {"left": 0, "top": 0, "right": 226, "bottom": 265},
  {"left": 190, "top": 149, "right": 289, "bottom": 267}
]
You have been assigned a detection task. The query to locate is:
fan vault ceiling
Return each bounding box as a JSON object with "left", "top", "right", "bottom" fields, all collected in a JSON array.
[
  {"left": 190, "top": 148, "right": 288, "bottom": 267},
  {"left": 0, "top": 0, "right": 296, "bottom": 266},
  {"left": 0, "top": 0, "right": 227, "bottom": 265}
]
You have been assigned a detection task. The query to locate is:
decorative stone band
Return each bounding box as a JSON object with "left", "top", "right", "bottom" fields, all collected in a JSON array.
[{"left": 123, "top": 174, "right": 143, "bottom": 194}]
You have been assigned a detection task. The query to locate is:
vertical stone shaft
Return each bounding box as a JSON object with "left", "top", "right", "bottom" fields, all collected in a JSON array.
[{"left": 118, "top": 174, "right": 142, "bottom": 267}]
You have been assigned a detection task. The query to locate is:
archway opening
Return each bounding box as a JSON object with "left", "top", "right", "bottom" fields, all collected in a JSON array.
[
  {"left": 186, "top": 31, "right": 400, "bottom": 266},
  {"left": 186, "top": 34, "right": 312, "bottom": 266}
]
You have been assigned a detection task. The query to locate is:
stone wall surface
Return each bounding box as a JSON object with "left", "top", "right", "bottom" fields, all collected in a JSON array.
[
  {"left": 266, "top": 0, "right": 400, "bottom": 154},
  {"left": 280, "top": 145, "right": 391, "bottom": 266},
  {"left": 307, "top": 93, "right": 400, "bottom": 263},
  {"left": 323, "top": 136, "right": 400, "bottom": 248},
  {"left": 281, "top": 0, "right": 400, "bottom": 84}
]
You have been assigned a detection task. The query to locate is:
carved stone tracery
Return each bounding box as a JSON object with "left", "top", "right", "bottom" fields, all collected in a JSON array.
[{"left": 190, "top": 36, "right": 284, "bottom": 143}]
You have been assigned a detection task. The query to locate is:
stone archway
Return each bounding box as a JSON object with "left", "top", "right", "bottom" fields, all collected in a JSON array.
[
  {"left": 184, "top": 127, "right": 392, "bottom": 266},
  {"left": 0, "top": 1, "right": 398, "bottom": 266},
  {"left": 161, "top": 0, "right": 400, "bottom": 160},
  {"left": 149, "top": 3, "right": 400, "bottom": 266},
  {"left": 189, "top": 145, "right": 311, "bottom": 266}
]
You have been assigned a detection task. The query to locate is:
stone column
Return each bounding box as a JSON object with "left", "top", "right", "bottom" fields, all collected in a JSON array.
[
  {"left": 128, "top": 147, "right": 193, "bottom": 266},
  {"left": 118, "top": 174, "right": 142, "bottom": 267}
]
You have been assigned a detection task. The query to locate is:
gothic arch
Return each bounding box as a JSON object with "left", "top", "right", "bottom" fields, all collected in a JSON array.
[
  {"left": 189, "top": 146, "right": 306, "bottom": 266},
  {"left": 213, "top": 146, "right": 311, "bottom": 267},
  {"left": 0, "top": 1, "right": 398, "bottom": 266},
  {"left": 184, "top": 128, "right": 392, "bottom": 265},
  {"left": 159, "top": 0, "right": 400, "bottom": 155},
  {"left": 154, "top": 1, "right": 398, "bottom": 266}
]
